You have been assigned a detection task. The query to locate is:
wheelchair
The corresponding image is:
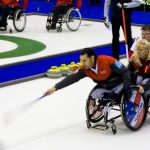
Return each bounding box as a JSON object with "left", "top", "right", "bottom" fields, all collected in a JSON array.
[
  {"left": 7, "top": 8, "right": 26, "bottom": 32},
  {"left": 46, "top": 7, "right": 82, "bottom": 32},
  {"left": 85, "top": 85, "right": 148, "bottom": 134}
]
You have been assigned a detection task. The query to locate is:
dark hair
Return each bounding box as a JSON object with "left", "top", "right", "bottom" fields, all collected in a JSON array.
[
  {"left": 141, "top": 25, "right": 150, "bottom": 32},
  {"left": 80, "top": 48, "right": 97, "bottom": 58}
]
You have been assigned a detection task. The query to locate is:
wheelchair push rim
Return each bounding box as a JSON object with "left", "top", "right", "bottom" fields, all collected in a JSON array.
[
  {"left": 121, "top": 90, "right": 147, "bottom": 131},
  {"left": 65, "top": 8, "right": 82, "bottom": 31},
  {"left": 13, "top": 10, "right": 26, "bottom": 32}
]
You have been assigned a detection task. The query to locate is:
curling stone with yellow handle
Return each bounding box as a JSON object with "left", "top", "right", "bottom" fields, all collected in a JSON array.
[
  {"left": 67, "top": 62, "right": 79, "bottom": 75},
  {"left": 46, "top": 66, "right": 62, "bottom": 78},
  {"left": 59, "top": 64, "right": 70, "bottom": 76}
]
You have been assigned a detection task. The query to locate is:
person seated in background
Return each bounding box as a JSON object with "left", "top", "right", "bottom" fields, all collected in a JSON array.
[
  {"left": 0, "top": 0, "right": 28, "bottom": 31},
  {"left": 129, "top": 25, "right": 150, "bottom": 57},
  {"left": 128, "top": 39, "right": 150, "bottom": 105},
  {"left": 49, "top": 0, "right": 82, "bottom": 30}
]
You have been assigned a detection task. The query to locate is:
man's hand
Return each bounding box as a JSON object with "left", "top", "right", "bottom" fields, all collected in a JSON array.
[
  {"left": 46, "top": 87, "right": 57, "bottom": 95},
  {"left": 137, "top": 85, "right": 144, "bottom": 94}
]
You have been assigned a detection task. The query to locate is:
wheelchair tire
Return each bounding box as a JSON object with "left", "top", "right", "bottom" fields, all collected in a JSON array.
[
  {"left": 121, "top": 90, "right": 147, "bottom": 131},
  {"left": 13, "top": 10, "right": 26, "bottom": 32},
  {"left": 65, "top": 8, "right": 82, "bottom": 31}
]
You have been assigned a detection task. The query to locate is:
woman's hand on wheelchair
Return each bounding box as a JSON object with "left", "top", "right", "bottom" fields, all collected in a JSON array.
[
  {"left": 137, "top": 85, "right": 144, "bottom": 94},
  {"left": 130, "top": 85, "right": 144, "bottom": 94}
]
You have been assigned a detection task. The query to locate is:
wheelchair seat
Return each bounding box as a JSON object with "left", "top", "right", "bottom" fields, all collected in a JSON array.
[{"left": 46, "top": 7, "right": 82, "bottom": 32}]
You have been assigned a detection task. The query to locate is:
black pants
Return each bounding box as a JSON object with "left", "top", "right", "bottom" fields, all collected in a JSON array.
[
  {"left": 111, "top": 17, "right": 133, "bottom": 60},
  {"left": 0, "top": 5, "right": 17, "bottom": 27},
  {"left": 90, "top": 0, "right": 101, "bottom": 5},
  {"left": 52, "top": 4, "right": 73, "bottom": 25}
]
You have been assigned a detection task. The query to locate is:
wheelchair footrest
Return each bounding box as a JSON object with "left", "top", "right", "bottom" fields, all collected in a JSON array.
[
  {"left": 86, "top": 114, "right": 121, "bottom": 134},
  {"left": 88, "top": 121, "right": 117, "bottom": 134},
  {"left": 92, "top": 124, "right": 109, "bottom": 130}
]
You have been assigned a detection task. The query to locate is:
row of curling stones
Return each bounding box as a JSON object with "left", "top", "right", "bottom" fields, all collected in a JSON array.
[{"left": 46, "top": 62, "right": 82, "bottom": 78}]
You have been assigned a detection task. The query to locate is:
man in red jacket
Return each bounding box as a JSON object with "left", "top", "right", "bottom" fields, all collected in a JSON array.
[
  {"left": 45, "top": 48, "right": 132, "bottom": 119},
  {"left": 49, "top": 0, "right": 82, "bottom": 29},
  {"left": 0, "top": 0, "right": 28, "bottom": 31}
]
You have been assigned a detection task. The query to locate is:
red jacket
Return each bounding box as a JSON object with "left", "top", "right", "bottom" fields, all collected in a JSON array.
[
  {"left": 0, "top": 0, "right": 3, "bottom": 4},
  {"left": 129, "top": 59, "right": 150, "bottom": 76},
  {"left": 57, "top": 0, "right": 82, "bottom": 9},
  {"left": 81, "top": 56, "right": 116, "bottom": 81},
  {"left": 128, "top": 59, "right": 150, "bottom": 91},
  {"left": 1, "top": 0, "right": 28, "bottom": 10},
  {"left": 128, "top": 50, "right": 134, "bottom": 58},
  {"left": 55, "top": 55, "right": 131, "bottom": 94}
]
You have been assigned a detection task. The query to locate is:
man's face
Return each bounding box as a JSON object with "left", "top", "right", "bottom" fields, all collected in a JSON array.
[
  {"left": 137, "top": 48, "right": 149, "bottom": 60},
  {"left": 80, "top": 54, "right": 94, "bottom": 69},
  {"left": 142, "top": 30, "right": 150, "bottom": 42}
]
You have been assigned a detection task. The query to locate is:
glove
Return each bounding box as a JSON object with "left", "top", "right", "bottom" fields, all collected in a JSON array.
[
  {"left": 123, "top": 3, "right": 128, "bottom": 8},
  {"left": 117, "top": 3, "right": 128, "bottom": 9},
  {"left": 117, "top": 2, "right": 122, "bottom": 9}
]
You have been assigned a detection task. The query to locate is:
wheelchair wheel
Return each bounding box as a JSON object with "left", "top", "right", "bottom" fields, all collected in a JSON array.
[
  {"left": 121, "top": 89, "right": 147, "bottom": 131},
  {"left": 46, "top": 12, "right": 53, "bottom": 31},
  {"left": 65, "top": 8, "right": 82, "bottom": 31},
  {"left": 85, "top": 97, "right": 104, "bottom": 123},
  {"left": 13, "top": 10, "right": 26, "bottom": 32}
]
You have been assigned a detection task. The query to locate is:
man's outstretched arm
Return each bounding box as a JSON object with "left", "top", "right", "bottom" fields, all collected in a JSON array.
[{"left": 46, "top": 69, "right": 87, "bottom": 95}]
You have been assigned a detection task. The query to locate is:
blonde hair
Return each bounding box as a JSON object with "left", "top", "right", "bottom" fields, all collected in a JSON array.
[
  {"left": 136, "top": 39, "right": 150, "bottom": 51},
  {"left": 131, "top": 39, "right": 150, "bottom": 66}
]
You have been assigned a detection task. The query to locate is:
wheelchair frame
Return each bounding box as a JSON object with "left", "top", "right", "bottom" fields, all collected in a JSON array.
[
  {"left": 85, "top": 86, "right": 148, "bottom": 134},
  {"left": 46, "top": 8, "right": 82, "bottom": 32},
  {"left": 7, "top": 8, "right": 26, "bottom": 32}
]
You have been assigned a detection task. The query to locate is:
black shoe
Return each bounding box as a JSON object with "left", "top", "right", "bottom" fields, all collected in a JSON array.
[
  {"left": 49, "top": 23, "right": 56, "bottom": 30},
  {"left": 0, "top": 26, "right": 7, "bottom": 31}
]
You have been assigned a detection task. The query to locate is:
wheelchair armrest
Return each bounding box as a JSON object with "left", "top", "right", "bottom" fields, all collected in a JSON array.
[{"left": 130, "top": 85, "right": 140, "bottom": 90}]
